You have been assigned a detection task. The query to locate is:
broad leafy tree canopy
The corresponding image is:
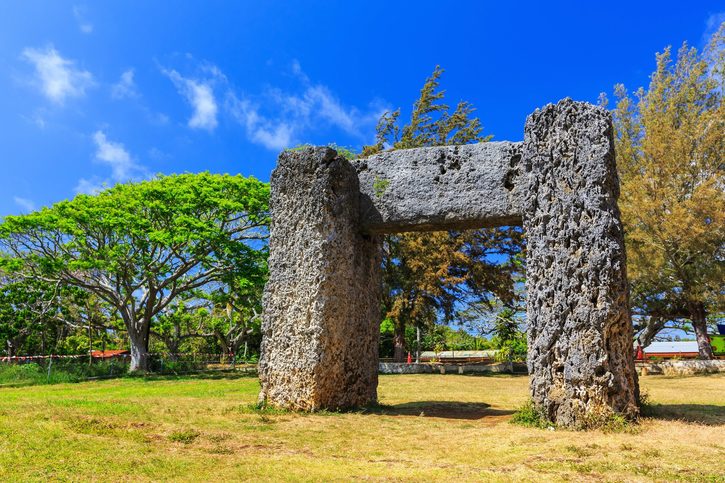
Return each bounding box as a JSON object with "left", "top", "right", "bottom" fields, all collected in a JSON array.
[{"left": 0, "top": 172, "right": 269, "bottom": 369}]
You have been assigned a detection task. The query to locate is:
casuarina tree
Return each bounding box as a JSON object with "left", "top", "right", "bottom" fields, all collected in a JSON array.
[
  {"left": 609, "top": 25, "right": 724, "bottom": 358},
  {"left": 363, "top": 66, "right": 522, "bottom": 361}
]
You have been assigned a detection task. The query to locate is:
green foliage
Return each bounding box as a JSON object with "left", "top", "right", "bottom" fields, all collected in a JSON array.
[
  {"left": 286, "top": 143, "right": 357, "bottom": 160},
  {"left": 379, "top": 319, "right": 493, "bottom": 358},
  {"left": 153, "top": 358, "right": 206, "bottom": 374},
  {"left": 417, "top": 324, "right": 493, "bottom": 352},
  {"left": 510, "top": 401, "right": 551, "bottom": 429},
  {"left": 234, "top": 402, "right": 292, "bottom": 416},
  {"left": 0, "top": 360, "right": 129, "bottom": 386},
  {"left": 610, "top": 25, "right": 725, "bottom": 357},
  {"left": 372, "top": 177, "right": 390, "bottom": 198},
  {"left": 365, "top": 66, "right": 522, "bottom": 360},
  {"left": 363, "top": 66, "right": 492, "bottom": 155},
  {"left": 586, "top": 413, "right": 636, "bottom": 434},
  {"left": 0, "top": 173, "right": 270, "bottom": 370},
  {"left": 168, "top": 429, "right": 200, "bottom": 444},
  {"left": 511, "top": 400, "right": 637, "bottom": 433},
  {"left": 491, "top": 308, "right": 527, "bottom": 362}
]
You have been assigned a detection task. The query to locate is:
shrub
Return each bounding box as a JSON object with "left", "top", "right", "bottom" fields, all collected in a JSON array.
[{"left": 510, "top": 401, "right": 552, "bottom": 429}]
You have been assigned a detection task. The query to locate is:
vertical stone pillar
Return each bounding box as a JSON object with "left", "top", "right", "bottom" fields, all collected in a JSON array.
[
  {"left": 258, "top": 147, "right": 382, "bottom": 410},
  {"left": 522, "top": 99, "right": 639, "bottom": 426}
]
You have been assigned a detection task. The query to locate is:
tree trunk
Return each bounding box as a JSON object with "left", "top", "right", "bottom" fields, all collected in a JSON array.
[
  {"left": 690, "top": 302, "right": 714, "bottom": 360},
  {"left": 164, "top": 338, "right": 180, "bottom": 361},
  {"left": 415, "top": 325, "right": 421, "bottom": 363},
  {"left": 128, "top": 322, "right": 151, "bottom": 372},
  {"left": 216, "top": 331, "right": 231, "bottom": 363},
  {"left": 393, "top": 320, "right": 406, "bottom": 362},
  {"left": 636, "top": 317, "right": 666, "bottom": 350}
]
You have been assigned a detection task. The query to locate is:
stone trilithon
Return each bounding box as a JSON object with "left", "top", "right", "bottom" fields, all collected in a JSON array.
[{"left": 257, "top": 98, "right": 639, "bottom": 426}]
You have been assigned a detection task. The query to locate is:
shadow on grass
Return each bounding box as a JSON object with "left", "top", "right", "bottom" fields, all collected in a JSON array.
[
  {"left": 643, "top": 403, "right": 725, "bottom": 426},
  {"left": 364, "top": 401, "right": 515, "bottom": 420}
]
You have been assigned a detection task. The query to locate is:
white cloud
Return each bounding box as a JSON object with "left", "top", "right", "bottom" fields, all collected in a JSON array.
[
  {"left": 93, "top": 130, "right": 136, "bottom": 180},
  {"left": 290, "top": 59, "right": 309, "bottom": 83},
  {"left": 148, "top": 147, "right": 171, "bottom": 161},
  {"left": 74, "top": 178, "right": 106, "bottom": 195},
  {"left": 252, "top": 123, "right": 294, "bottom": 151},
  {"left": 75, "top": 131, "right": 148, "bottom": 194},
  {"left": 20, "top": 111, "right": 47, "bottom": 129},
  {"left": 226, "top": 60, "right": 387, "bottom": 151},
  {"left": 21, "top": 46, "right": 94, "bottom": 104},
  {"left": 73, "top": 5, "right": 93, "bottom": 34},
  {"left": 703, "top": 12, "right": 725, "bottom": 44},
  {"left": 111, "top": 69, "right": 138, "bottom": 99},
  {"left": 162, "top": 69, "right": 218, "bottom": 131},
  {"left": 227, "top": 95, "right": 293, "bottom": 151},
  {"left": 13, "top": 196, "right": 36, "bottom": 213},
  {"left": 161, "top": 59, "right": 386, "bottom": 150},
  {"left": 307, "top": 85, "right": 357, "bottom": 134}
]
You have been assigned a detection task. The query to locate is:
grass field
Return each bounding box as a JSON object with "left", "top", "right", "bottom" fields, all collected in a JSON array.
[{"left": 1, "top": 373, "right": 723, "bottom": 481}]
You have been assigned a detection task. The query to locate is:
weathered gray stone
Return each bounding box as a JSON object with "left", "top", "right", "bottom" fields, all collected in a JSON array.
[
  {"left": 522, "top": 99, "right": 639, "bottom": 426},
  {"left": 258, "top": 147, "right": 382, "bottom": 410},
  {"left": 377, "top": 362, "right": 517, "bottom": 374},
  {"left": 378, "top": 362, "right": 435, "bottom": 374},
  {"left": 354, "top": 142, "right": 523, "bottom": 233},
  {"left": 639, "top": 360, "right": 725, "bottom": 376},
  {"left": 259, "top": 98, "right": 640, "bottom": 428}
]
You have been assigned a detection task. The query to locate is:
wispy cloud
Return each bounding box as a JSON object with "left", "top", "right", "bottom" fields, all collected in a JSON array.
[
  {"left": 13, "top": 196, "right": 36, "bottom": 213},
  {"left": 21, "top": 45, "right": 94, "bottom": 104},
  {"left": 75, "top": 131, "right": 147, "bottom": 194},
  {"left": 111, "top": 69, "right": 138, "bottom": 99},
  {"left": 20, "top": 111, "right": 47, "bottom": 129},
  {"left": 227, "top": 94, "right": 294, "bottom": 151},
  {"left": 93, "top": 131, "right": 135, "bottom": 179},
  {"left": 162, "top": 68, "right": 219, "bottom": 131},
  {"left": 160, "top": 58, "right": 386, "bottom": 149},
  {"left": 703, "top": 12, "right": 725, "bottom": 44},
  {"left": 74, "top": 178, "right": 107, "bottom": 195},
  {"left": 227, "top": 60, "right": 387, "bottom": 150},
  {"left": 73, "top": 5, "right": 93, "bottom": 34}
]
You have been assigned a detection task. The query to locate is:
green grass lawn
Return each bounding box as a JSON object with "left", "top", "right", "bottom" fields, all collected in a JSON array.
[{"left": 1, "top": 373, "right": 723, "bottom": 481}]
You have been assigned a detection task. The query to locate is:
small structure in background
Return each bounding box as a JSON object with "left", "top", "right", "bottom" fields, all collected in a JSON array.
[
  {"left": 640, "top": 341, "right": 699, "bottom": 359},
  {"left": 419, "top": 350, "right": 497, "bottom": 364},
  {"left": 90, "top": 350, "right": 130, "bottom": 361},
  {"left": 636, "top": 336, "right": 725, "bottom": 360}
]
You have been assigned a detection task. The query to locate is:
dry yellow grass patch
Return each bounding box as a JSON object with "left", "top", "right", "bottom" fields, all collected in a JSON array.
[{"left": 0, "top": 373, "right": 723, "bottom": 481}]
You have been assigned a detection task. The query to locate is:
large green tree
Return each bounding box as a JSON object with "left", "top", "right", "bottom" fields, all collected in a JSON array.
[
  {"left": 364, "top": 67, "right": 523, "bottom": 361},
  {"left": 610, "top": 25, "right": 724, "bottom": 358},
  {"left": 0, "top": 269, "right": 65, "bottom": 358},
  {"left": 0, "top": 173, "right": 269, "bottom": 371}
]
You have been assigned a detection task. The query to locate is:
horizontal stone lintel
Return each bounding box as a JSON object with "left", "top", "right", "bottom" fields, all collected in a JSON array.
[{"left": 353, "top": 142, "right": 524, "bottom": 234}]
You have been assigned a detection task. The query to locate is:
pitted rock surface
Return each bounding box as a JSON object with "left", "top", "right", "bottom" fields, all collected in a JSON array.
[
  {"left": 354, "top": 142, "right": 523, "bottom": 233},
  {"left": 258, "top": 147, "right": 382, "bottom": 410},
  {"left": 259, "top": 99, "right": 640, "bottom": 427},
  {"left": 522, "top": 99, "right": 639, "bottom": 425}
]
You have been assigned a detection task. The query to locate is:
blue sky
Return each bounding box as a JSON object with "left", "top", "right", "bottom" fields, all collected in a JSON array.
[{"left": 1, "top": 1, "right": 723, "bottom": 217}]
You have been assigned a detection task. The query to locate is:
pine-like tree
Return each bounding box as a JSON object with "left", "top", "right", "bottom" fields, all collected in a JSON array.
[
  {"left": 610, "top": 24, "right": 724, "bottom": 358},
  {"left": 363, "top": 67, "right": 523, "bottom": 361}
]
